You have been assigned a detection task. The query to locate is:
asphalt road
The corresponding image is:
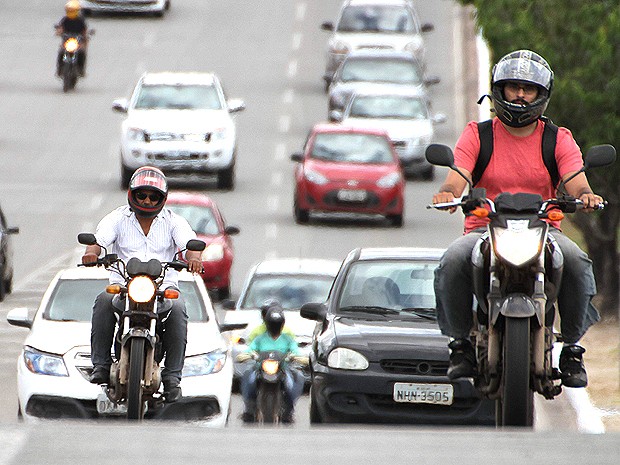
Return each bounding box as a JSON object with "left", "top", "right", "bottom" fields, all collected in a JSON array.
[{"left": 0, "top": 1, "right": 616, "bottom": 462}]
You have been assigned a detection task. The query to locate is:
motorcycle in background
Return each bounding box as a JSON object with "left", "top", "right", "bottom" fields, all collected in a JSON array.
[
  {"left": 77, "top": 232, "right": 206, "bottom": 420},
  {"left": 56, "top": 29, "right": 93, "bottom": 92},
  {"left": 425, "top": 143, "right": 616, "bottom": 427}
]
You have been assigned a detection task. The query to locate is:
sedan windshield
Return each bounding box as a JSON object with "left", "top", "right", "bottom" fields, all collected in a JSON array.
[
  {"left": 336, "top": 260, "right": 438, "bottom": 318},
  {"left": 240, "top": 275, "right": 334, "bottom": 310},
  {"left": 167, "top": 204, "right": 221, "bottom": 235},
  {"left": 44, "top": 279, "right": 208, "bottom": 322},
  {"left": 134, "top": 84, "right": 222, "bottom": 110},
  {"left": 338, "top": 6, "right": 415, "bottom": 33},
  {"left": 349, "top": 96, "right": 428, "bottom": 119},
  {"left": 340, "top": 59, "right": 423, "bottom": 85},
  {"left": 311, "top": 133, "right": 394, "bottom": 163}
]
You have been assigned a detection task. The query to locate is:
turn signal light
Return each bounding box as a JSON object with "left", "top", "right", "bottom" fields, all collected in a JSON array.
[
  {"left": 547, "top": 211, "right": 565, "bottom": 221},
  {"left": 472, "top": 207, "right": 489, "bottom": 218},
  {"left": 106, "top": 284, "right": 122, "bottom": 295},
  {"left": 163, "top": 289, "right": 180, "bottom": 299}
]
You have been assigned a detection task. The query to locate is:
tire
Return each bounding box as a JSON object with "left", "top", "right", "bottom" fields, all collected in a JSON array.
[
  {"left": 500, "top": 317, "right": 533, "bottom": 427},
  {"left": 217, "top": 286, "right": 230, "bottom": 301},
  {"left": 127, "top": 338, "right": 146, "bottom": 420},
  {"left": 387, "top": 214, "right": 403, "bottom": 227},
  {"left": 421, "top": 166, "right": 435, "bottom": 181},
  {"left": 121, "top": 162, "right": 132, "bottom": 189},
  {"left": 257, "top": 383, "right": 280, "bottom": 424},
  {"left": 294, "top": 197, "right": 309, "bottom": 224},
  {"left": 0, "top": 266, "right": 6, "bottom": 302},
  {"left": 217, "top": 164, "right": 235, "bottom": 190},
  {"left": 62, "top": 65, "right": 76, "bottom": 93}
]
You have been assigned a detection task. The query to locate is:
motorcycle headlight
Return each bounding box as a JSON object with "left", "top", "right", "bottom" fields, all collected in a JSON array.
[
  {"left": 64, "top": 38, "right": 79, "bottom": 53},
  {"left": 304, "top": 168, "right": 329, "bottom": 185},
  {"left": 127, "top": 127, "right": 147, "bottom": 142},
  {"left": 262, "top": 359, "right": 280, "bottom": 376},
  {"left": 201, "top": 243, "right": 224, "bottom": 261},
  {"left": 327, "top": 347, "right": 369, "bottom": 370},
  {"left": 329, "top": 40, "right": 350, "bottom": 55},
  {"left": 491, "top": 221, "right": 545, "bottom": 267},
  {"left": 23, "top": 347, "right": 68, "bottom": 377},
  {"left": 376, "top": 172, "right": 402, "bottom": 188},
  {"left": 182, "top": 350, "right": 227, "bottom": 377},
  {"left": 127, "top": 276, "right": 156, "bottom": 303}
]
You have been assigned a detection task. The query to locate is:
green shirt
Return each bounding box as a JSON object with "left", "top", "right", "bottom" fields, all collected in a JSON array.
[
  {"left": 248, "top": 331, "right": 300, "bottom": 356},
  {"left": 246, "top": 323, "right": 296, "bottom": 344}
]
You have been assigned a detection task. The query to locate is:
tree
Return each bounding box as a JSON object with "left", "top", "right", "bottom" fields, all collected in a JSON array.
[{"left": 458, "top": 0, "right": 620, "bottom": 316}]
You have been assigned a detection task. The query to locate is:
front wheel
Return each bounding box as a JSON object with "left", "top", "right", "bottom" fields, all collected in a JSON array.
[
  {"left": 127, "top": 338, "right": 146, "bottom": 420},
  {"left": 217, "top": 164, "right": 235, "bottom": 190},
  {"left": 62, "top": 64, "right": 77, "bottom": 92},
  {"left": 257, "top": 382, "right": 280, "bottom": 424},
  {"left": 499, "top": 317, "right": 533, "bottom": 427}
]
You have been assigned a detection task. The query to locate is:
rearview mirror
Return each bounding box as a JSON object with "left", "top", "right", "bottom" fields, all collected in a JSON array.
[
  {"left": 584, "top": 144, "right": 616, "bottom": 170},
  {"left": 425, "top": 144, "right": 454, "bottom": 167},
  {"left": 300, "top": 302, "right": 327, "bottom": 321}
]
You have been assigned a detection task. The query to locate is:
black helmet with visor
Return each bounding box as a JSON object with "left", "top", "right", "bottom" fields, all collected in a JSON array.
[{"left": 127, "top": 166, "right": 168, "bottom": 218}]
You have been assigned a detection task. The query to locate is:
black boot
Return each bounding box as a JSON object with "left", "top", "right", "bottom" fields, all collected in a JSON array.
[
  {"left": 447, "top": 339, "right": 477, "bottom": 379},
  {"left": 163, "top": 378, "right": 182, "bottom": 403},
  {"left": 560, "top": 345, "right": 588, "bottom": 388},
  {"left": 241, "top": 400, "right": 256, "bottom": 423},
  {"left": 90, "top": 365, "right": 110, "bottom": 384}
]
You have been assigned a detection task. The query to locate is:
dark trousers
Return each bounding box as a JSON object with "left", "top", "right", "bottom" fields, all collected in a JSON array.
[
  {"left": 56, "top": 49, "right": 86, "bottom": 74},
  {"left": 90, "top": 291, "right": 188, "bottom": 383}
]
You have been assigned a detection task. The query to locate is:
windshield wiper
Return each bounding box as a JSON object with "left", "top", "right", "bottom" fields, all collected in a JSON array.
[
  {"left": 339, "top": 305, "right": 400, "bottom": 316},
  {"left": 400, "top": 307, "right": 437, "bottom": 320}
]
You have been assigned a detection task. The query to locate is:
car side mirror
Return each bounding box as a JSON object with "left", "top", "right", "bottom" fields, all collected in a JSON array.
[
  {"left": 300, "top": 302, "right": 327, "bottom": 321},
  {"left": 291, "top": 152, "right": 304, "bottom": 162},
  {"left": 7, "top": 308, "right": 33, "bottom": 329},
  {"left": 221, "top": 299, "right": 236, "bottom": 310},
  {"left": 227, "top": 98, "right": 246, "bottom": 113},
  {"left": 424, "top": 75, "right": 440, "bottom": 86},
  {"left": 112, "top": 98, "right": 128, "bottom": 113},
  {"left": 421, "top": 23, "right": 434, "bottom": 33},
  {"left": 321, "top": 21, "right": 334, "bottom": 31},
  {"left": 328, "top": 110, "right": 343, "bottom": 123},
  {"left": 432, "top": 113, "right": 447, "bottom": 124},
  {"left": 224, "top": 225, "right": 240, "bottom": 236},
  {"left": 219, "top": 322, "right": 247, "bottom": 333}
]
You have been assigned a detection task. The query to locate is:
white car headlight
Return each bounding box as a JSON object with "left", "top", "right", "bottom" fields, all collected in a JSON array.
[
  {"left": 376, "top": 172, "right": 402, "bottom": 188},
  {"left": 185, "top": 133, "right": 209, "bottom": 142},
  {"left": 329, "top": 40, "right": 350, "bottom": 55},
  {"left": 211, "top": 128, "right": 227, "bottom": 141},
  {"left": 304, "top": 168, "right": 329, "bottom": 185},
  {"left": 23, "top": 347, "right": 68, "bottom": 377},
  {"left": 404, "top": 38, "right": 423, "bottom": 54},
  {"left": 327, "top": 347, "right": 369, "bottom": 370},
  {"left": 201, "top": 243, "right": 224, "bottom": 261},
  {"left": 127, "top": 127, "right": 147, "bottom": 142},
  {"left": 492, "top": 221, "right": 545, "bottom": 267},
  {"left": 182, "top": 350, "right": 227, "bottom": 377},
  {"left": 413, "top": 134, "right": 432, "bottom": 146},
  {"left": 127, "top": 276, "right": 156, "bottom": 303}
]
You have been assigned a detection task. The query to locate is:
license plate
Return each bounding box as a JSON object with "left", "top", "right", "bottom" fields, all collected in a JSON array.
[
  {"left": 337, "top": 189, "right": 366, "bottom": 202},
  {"left": 393, "top": 383, "right": 454, "bottom": 405},
  {"left": 96, "top": 393, "right": 127, "bottom": 415}
]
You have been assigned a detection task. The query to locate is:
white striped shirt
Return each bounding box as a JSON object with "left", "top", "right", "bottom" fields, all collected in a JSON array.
[{"left": 95, "top": 205, "right": 197, "bottom": 288}]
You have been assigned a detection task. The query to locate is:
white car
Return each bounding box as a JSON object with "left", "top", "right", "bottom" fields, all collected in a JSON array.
[
  {"left": 320, "top": 0, "right": 434, "bottom": 89},
  {"left": 7, "top": 267, "right": 240, "bottom": 425},
  {"left": 81, "top": 0, "right": 170, "bottom": 17},
  {"left": 113, "top": 72, "right": 245, "bottom": 190},
  {"left": 334, "top": 87, "right": 446, "bottom": 180},
  {"left": 220, "top": 258, "right": 342, "bottom": 384}
]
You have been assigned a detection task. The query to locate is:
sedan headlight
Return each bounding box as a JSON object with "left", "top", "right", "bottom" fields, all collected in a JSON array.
[
  {"left": 211, "top": 128, "right": 227, "bottom": 141},
  {"left": 126, "top": 127, "right": 147, "bottom": 142},
  {"left": 182, "top": 350, "right": 227, "bottom": 377},
  {"left": 491, "top": 221, "right": 545, "bottom": 267},
  {"left": 413, "top": 134, "right": 432, "bottom": 146},
  {"left": 327, "top": 347, "right": 369, "bottom": 370},
  {"left": 304, "top": 168, "right": 329, "bottom": 185},
  {"left": 201, "top": 243, "right": 224, "bottom": 261},
  {"left": 127, "top": 276, "right": 156, "bottom": 303},
  {"left": 329, "top": 40, "right": 350, "bottom": 55},
  {"left": 404, "top": 38, "right": 423, "bottom": 55},
  {"left": 376, "top": 172, "right": 402, "bottom": 188},
  {"left": 23, "top": 347, "right": 68, "bottom": 377}
]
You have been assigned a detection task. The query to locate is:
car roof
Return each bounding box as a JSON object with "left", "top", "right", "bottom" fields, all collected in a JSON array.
[
  {"left": 353, "top": 247, "right": 446, "bottom": 261},
  {"left": 342, "top": 50, "right": 420, "bottom": 62},
  {"left": 351, "top": 85, "right": 427, "bottom": 98},
  {"left": 345, "top": 0, "right": 412, "bottom": 7},
  {"left": 311, "top": 122, "right": 391, "bottom": 138},
  {"left": 166, "top": 191, "right": 217, "bottom": 209},
  {"left": 252, "top": 258, "right": 342, "bottom": 277},
  {"left": 140, "top": 72, "right": 218, "bottom": 86}
]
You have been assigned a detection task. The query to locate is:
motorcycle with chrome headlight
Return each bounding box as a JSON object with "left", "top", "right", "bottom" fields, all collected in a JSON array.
[
  {"left": 77, "top": 232, "right": 205, "bottom": 420},
  {"left": 426, "top": 143, "right": 615, "bottom": 427},
  {"left": 56, "top": 30, "right": 92, "bottom": 92}
]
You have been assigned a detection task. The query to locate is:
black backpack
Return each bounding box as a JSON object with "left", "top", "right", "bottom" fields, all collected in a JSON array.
[{"left": 472, "top": 117, "right": 560, "bottom": 187}]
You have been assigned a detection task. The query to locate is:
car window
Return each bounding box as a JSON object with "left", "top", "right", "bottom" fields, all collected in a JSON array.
[
  {"left": 44, "top": 279, "right": 208, "bottom": 322},
  {"left": 337, "top": 260, "right": 438, "bottom": 313},
  {"left": 240, "top": 275, "right": 335, "bottom": 310},
  {"left": 338, "top": 5, "right": 415, "bottom": 34},
  {"left": 167, "top": 204, "right": 221, "bottom": 235},
  {"left": 349, "top": 95, "right": 428, "bottom": 119},
  {"left": 341, "top": 59, "right": 422, "bottom": 85},
  {"left": 310, "top": 133, "right": 393, "bottom": 163},
  {"left": 134, "top": 84, "right": 222, "bottom": 110}
]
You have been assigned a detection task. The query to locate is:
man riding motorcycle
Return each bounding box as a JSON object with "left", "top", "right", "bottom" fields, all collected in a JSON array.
[
  {"left": 432, "top": 50, "right": 603, "bottom": 388},
  {"left": 238, "top": 305, "right": 305, "bottom": 423},
  {"left": 55, "top": 0, "right": 88, "bottom": 77},
  {"left": 245, "top": 299, "right": 296, "bottom": 345},
  {"left": 82, "top": 166, "right": 203, "bottom": 402}
]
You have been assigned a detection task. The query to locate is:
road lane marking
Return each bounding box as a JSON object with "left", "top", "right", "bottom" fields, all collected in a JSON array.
[
  {"left": 265, "top": 223, "right": 278, "bottom": 239},
  {"left": 295, "top": 2, "right": 307, "bottom": 21},
  {"left": 292, "top": 32, "right": 302, "bottom": 51},
  {"left": 279, "top": 115, "right": 291, "bottom": 133},
  {"left": 287, "top": 59, "right": 298, "bottom": 78},
  {"left": 275, "top": 143, "right": 286, "bottom": 161}
]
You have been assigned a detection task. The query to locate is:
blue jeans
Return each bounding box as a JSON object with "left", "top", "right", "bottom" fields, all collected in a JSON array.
[
  {"left": 434, "top": 228, "right": 599, "bottom": 344},
  {"left": 240, "top": 363, "right": 304, "bottom": 413}
]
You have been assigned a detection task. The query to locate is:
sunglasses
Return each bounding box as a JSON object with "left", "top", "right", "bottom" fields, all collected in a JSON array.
[{"left": 135, "top": 191, "right": 162, "bottom": 202}]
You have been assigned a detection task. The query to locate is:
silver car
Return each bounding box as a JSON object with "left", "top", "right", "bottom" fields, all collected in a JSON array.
[
  {"left": 332, "top": 87, "right": 446, "bottom": 180},
  {"left": 321, "top": 0, "right": 434, "bottom": 89},
  {"left": 113, "top": 72, "right": 245, "bottom": 190},
  {"left": 328, "top": 49, "right": 440, "bottom": 113},
  {"left": 81, "top": 0, "right": 170, "bottom": 17}
]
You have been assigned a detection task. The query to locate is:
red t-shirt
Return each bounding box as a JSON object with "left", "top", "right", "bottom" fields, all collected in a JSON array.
[{"left": 454, "top": 118, "right": 584, "bottom": 233}]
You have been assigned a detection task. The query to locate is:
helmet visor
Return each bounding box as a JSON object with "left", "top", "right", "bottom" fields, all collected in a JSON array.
[{"left": 493, "top": 57, "right": 553, "bottom": 90}]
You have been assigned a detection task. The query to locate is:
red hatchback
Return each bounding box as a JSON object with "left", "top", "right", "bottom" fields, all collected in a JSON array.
[
  {"left": 166, "top": 192, "right": 239, "bottom": 300},
  {"left": 292, "top": 124, "right": 405, "bottom": 226}
]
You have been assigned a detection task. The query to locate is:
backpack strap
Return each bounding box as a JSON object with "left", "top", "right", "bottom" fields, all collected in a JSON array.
[
  {"left": 540, "top": 117, "right": 560, "bottom": 188},
  {"left": 473, "top": 120, "right": 493, "bottom": 186}
]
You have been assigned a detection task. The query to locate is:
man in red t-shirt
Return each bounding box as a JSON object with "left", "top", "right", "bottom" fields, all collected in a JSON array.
[{"left": 432, "top": 50, "right": 604, "bottom": 388}]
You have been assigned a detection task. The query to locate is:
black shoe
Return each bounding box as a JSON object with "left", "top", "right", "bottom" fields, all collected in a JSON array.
[
  {"left": 163, "top": 380, "right": 182, "bottom": 403},
  {"left": 281, "top": 411, "right": 295, "bottom": 424},
  {"left": 447, "top": 339, "right": 477, "bottom": 379},
  {"left": 90, "top": 365, "right": 110, "bottom": 384},
  {"left": 241, "top": 411, "right": 256, "bottom": 423},
  {"left": 560, "top": 345, "right": 588, "bottom": 388}
]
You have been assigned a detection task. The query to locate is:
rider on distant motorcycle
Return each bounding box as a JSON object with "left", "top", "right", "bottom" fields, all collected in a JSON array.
[
  {"left": 238, "top": 305, "right": 305, "bottom": 423},
  {"left": 245, "top": 299, "right": 296, "bottom": 345},
  {"left": 55, "top": 0, "right": 88, "bottom": 77}
]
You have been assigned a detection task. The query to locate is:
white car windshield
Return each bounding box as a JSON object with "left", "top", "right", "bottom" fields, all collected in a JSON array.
[
  {"left": 167, "top": 204, "right": 220, "bottom": 235},
  {"left": 349, "top": 95, "right": 428, "bottom": 119},
  {"left": 134, "top": 84, "right": 222, "bottom": 111},
  {"left": 337, "top": 6, "right": 415, "bottom": 33},
  {"left": 311, "top": 133, "right": 393, "bottom": 163},
  {"left": 240, "top": 275, "right": 334, "bottom": 310},
  {"left": 341, "top": 59, "right": 422, "bottom": 85}
]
